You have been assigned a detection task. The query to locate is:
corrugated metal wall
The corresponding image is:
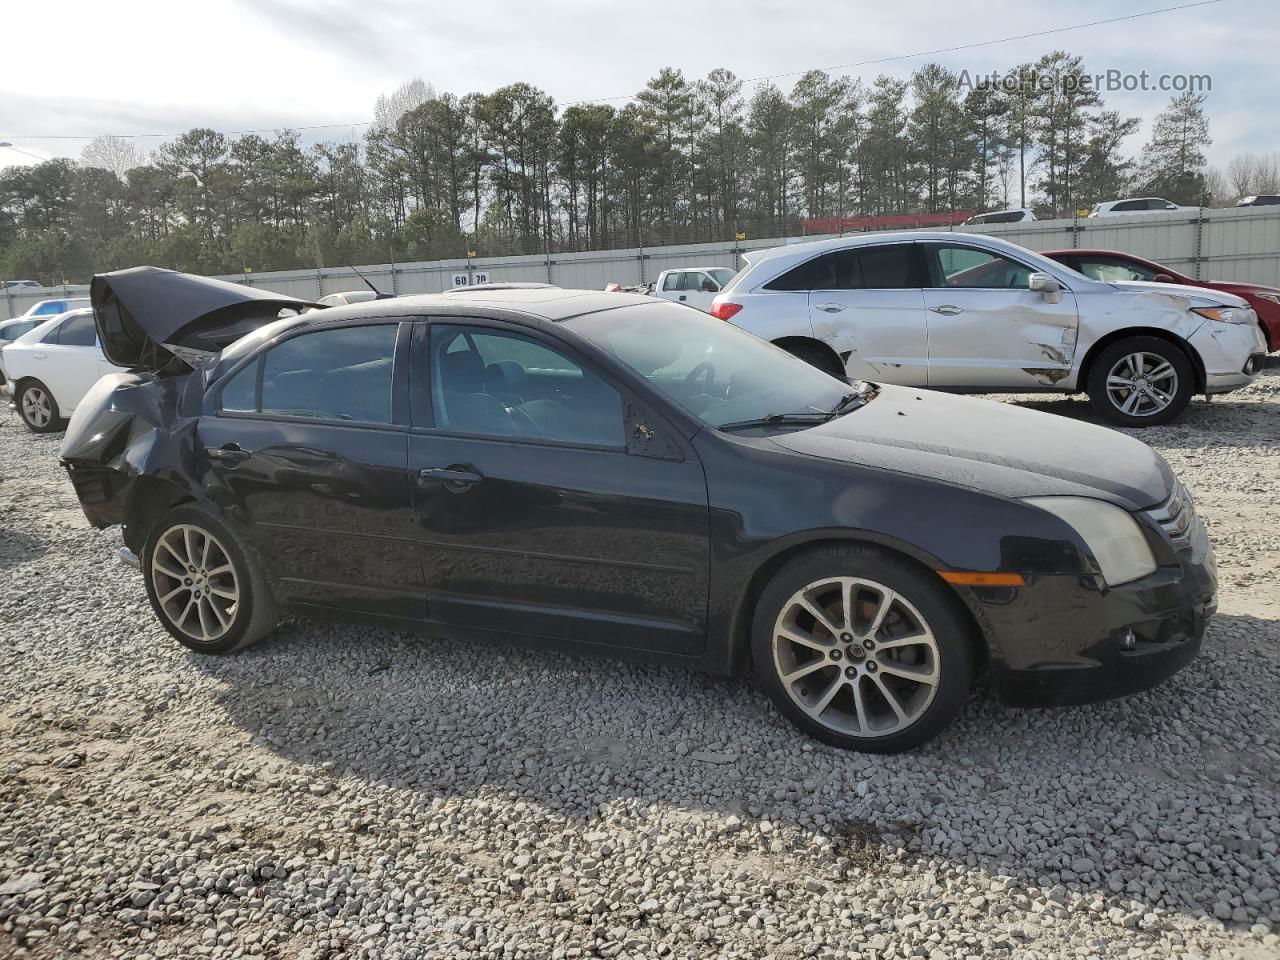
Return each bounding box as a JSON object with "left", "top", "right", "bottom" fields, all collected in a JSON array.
[{"left": 5, "top": 207, "right": 1280, "bottom": 321}]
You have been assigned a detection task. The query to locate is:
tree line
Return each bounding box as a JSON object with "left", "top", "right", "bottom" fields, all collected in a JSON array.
[{"left": 0, "top": 53, "right": 1225, "bottom": 284}]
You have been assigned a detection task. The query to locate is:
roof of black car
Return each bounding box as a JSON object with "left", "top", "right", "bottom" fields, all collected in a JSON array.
[{"left": 312, "top": 287, "right": 652, "bottom": 323}]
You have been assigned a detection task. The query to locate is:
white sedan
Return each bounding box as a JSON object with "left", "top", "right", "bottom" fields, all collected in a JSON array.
[
  {"left": 709, "top": 231, "right": 1267, "bottom": 426},
  {"left": 1, "top": 309, "right": 126, "bottom": 432}
]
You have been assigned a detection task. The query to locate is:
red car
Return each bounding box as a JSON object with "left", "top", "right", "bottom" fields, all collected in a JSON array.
[{"left": 1043, "top": 249, "right": 1280, "bottom": 352}]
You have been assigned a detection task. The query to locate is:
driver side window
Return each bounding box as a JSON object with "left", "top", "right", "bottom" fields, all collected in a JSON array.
[
  {"left": 429, "top": 325, "right": 623, "bottom": 448},
  {"left": 928, "top": 245, "right": 1032, "bottom": 289}
]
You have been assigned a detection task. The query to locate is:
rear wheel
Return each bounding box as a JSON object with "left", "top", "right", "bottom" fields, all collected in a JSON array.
[
  {"left": 1086, "top": 336, "right": 1194, "bottom": 426},
  {"left": 17, "top": 380, "right": 62, "bottom": 433},
  {"left": 143, "top": 505, "right": 278, "bottom": 654},
  {"left": 753, "top": 545, "right": 975, "bottom": 753},
  {"left": 780, "top": 341, "right": 844, "bottom": 379}
]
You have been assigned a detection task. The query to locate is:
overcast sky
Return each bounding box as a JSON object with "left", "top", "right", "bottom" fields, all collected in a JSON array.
[{"left": 1, "top": 0, "right": 1275, "bottom": 173}]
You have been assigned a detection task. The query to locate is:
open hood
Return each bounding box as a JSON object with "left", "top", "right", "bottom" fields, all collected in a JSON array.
[{"left": 91, "top": 266, "right": 315, "bottom": 370}]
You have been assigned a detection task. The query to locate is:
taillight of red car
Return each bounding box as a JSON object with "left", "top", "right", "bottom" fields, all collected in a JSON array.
[{"left": 710, "top": 302, "right": 743, "bottom": 321}]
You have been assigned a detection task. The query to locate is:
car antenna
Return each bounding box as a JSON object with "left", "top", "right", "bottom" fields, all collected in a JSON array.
[{"left": 349, "top": 263, "right": 395, "bottom": 300}]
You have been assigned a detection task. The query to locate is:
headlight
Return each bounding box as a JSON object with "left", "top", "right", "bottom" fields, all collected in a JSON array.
[
  {"left": 1023, "top": 497, "right": 1157, "bottom": 586},
  {"left": 1191, "top": 306, "right": 1253, "bottom": 325}
]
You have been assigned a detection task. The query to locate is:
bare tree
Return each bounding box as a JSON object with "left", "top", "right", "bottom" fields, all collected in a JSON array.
[
  {"left": 374, "top": 78, "right": 435, "bottom": 132},
  {"left": 79, "top": 135, "right": 145, "bottom": 179}
]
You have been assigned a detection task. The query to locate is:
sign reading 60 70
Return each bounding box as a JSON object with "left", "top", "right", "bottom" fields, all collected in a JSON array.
[{"left": 450, "top": 271, "right": 491, "bottom": 288}]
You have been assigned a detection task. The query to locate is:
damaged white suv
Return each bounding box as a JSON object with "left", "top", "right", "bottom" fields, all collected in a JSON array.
[{"left": 710, "top": 232, "right": 1266, "bottom": 425}]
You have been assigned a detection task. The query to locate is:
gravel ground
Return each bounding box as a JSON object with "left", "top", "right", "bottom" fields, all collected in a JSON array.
[{"left": 1, "top": 369, "right": 1278, "bottom": 960}]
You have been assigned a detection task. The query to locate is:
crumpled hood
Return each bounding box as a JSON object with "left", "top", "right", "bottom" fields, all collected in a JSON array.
[
  {"left": 1113, "top": 280, "right": 1250, "bottom": 308},
  {"left": 770, "top": 385, "right": 1173, "bottom": 510},
  {"left": 92, "top": 266, "right": 315, "bottom": 371}
]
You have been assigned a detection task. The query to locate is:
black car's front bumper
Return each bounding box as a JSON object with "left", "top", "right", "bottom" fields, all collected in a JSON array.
[{"left": 972, "top": 524, "right": 1217, "bottom": 709}]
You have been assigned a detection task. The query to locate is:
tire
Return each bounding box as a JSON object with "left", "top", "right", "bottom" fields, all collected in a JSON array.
[
  {"left": 752, "top": 544, "right": 975, "bottom": 753},
  {"left": 782, "top": 341, "right": 844, "bottom": 379},
  {"left": 1086, "top": 336, "right": 1194, "bottom": 426},
  {"left": 16, "top": 379, "right": 63, "bottom": 433},
  {"left": 142, "top": 504, "right": 279, "bottom": 654}
]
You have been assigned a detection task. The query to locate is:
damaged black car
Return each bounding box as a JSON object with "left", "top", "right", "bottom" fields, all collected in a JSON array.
[{"left": 61, "top": 266, "right": 1218, "bottom": 752}]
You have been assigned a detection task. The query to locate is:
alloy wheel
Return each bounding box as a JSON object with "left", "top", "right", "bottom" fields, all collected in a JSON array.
[
  {"left": 1105, "top": 352, "right": 1179, "bottom": 418},
  {"left": 151, "top": 523, "right": 240, "bottom": 644},
  {"left": 21, "top": 386, "right": 52, "bottom": 428},
  {"left": 772, "top": 577, "right": 941, "bottom": 738}
]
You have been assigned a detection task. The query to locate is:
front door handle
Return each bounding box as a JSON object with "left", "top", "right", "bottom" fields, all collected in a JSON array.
[
  {"left": 31, "top": 351, "right": 47, "bottom": 359},
  {"left": 677, "top": 295, "right": 687, "bottom": 301},
  {"left": 206, "top": 443, "right": 250, "bottom": 462},
  {"left": 815, "top": 302, "right": 846, "bottom": 313},
  {"left": 930, "top": 304, "right": 964, "bottom": 315},
  {"left": 420, "top": 465, "right": 483, "bottom": 489}
]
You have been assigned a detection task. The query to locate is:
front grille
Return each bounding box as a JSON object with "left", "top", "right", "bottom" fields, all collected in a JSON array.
[{"left": 1144, "top": 480, "right": 1197, "bottom": 549}]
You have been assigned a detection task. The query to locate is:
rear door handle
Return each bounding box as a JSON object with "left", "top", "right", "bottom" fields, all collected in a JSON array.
[
  {"left": 930, "top": 304, "right": 964, "bottom": 315},
  {"left": 206, "top": 443, "right": 251, "bottom": 462},
  {"left": 815, "top": 302, "right": 846, "bottom": 313},
  {"left": 420, "top": 466, "right": 483, "bottom": 488}
]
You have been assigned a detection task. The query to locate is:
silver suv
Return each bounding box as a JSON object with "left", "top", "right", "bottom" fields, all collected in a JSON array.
[{"left": 710, "top": 232, "right": 1265, "bottom": 426}]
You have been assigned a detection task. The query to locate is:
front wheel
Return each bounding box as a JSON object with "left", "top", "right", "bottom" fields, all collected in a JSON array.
[
  {"left": 17, "top": 380, "right": 62, "bottom": 433},
  {"left": 752, "top": 545, "right": 975, "bottom": 753},
  {"left": 143, "top": 505, "right": 279, "bottom": 654},
  {"left": 1086, "top": 336, "right": 1194, "bottom": 426}
]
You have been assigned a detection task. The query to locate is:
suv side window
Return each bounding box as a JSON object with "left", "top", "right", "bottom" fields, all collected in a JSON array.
[
  {"left": 1112, "top": 200, "right": 1143, "bottom": 211},
  {"left": 926, "top": 245, "right": 1033, "bottom": 289},
  {"left": 221, "top": 323, "right": 398, "bottom": 423},
  {"left": 764, "top": 244, "right": 919, "bottom": 291},
  {"left": 55, "top": 313, "right": 97, "bottom": 346},
  {"left": 429, "top": 325, "right": 623, "bottom": 447}
]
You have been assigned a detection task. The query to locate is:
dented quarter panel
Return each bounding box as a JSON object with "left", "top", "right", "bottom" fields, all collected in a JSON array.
[{"left": 60, "top": 371, "right": 204, "bottom": 530}]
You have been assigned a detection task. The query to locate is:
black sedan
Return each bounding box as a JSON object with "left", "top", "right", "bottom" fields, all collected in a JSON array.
[{"left": 60, "top": 267, "right": 1217, "bottom": 752}]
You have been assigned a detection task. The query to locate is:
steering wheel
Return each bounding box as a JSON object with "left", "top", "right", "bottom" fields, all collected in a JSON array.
[{"left": 684, "top": 361, "right": 716, "bottom": 395}]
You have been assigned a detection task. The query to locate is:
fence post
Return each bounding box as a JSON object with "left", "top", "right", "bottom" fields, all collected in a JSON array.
[
  {"left": 2, "top": 283, "right": 12, "bottom": 322},
  {"left": 1193, "top": 212, "right": 1205, "bottom": 281}
]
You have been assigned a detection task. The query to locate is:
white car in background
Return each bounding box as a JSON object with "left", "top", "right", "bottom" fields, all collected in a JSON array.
[
  {"left": 1089, "top": 197, "right": 1199, "bottom": 217},
  {"left": 709, "top": 231, "right": 1266, "bottom": 426},
  {"left": 1, "top": 309, "right": 126, "bottom": 432},
  {"left": 964, "top": 208, "right": 1037, "bottom": 225},
  {"left": 651, "top": 266, "right": 738, "bottom": 312}
]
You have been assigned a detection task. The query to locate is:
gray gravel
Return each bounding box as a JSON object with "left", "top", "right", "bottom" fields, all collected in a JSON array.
[{"left": 1, "top": 369, "right": 1278, "bottom": 960}]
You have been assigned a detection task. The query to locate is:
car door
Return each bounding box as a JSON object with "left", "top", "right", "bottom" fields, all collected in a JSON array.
[
  {"left": 920, "top": 241, "right": 1080, "bottom": 389},
  {"left": 786, "top": 243, "right": 928, "bottom": 384},
  {"left": 681, "top": 272, "right": 721, "bottom": 312},
  {"left": 407, "top": 319, "right": 711, "bottom": 654},
  {"left": 36, "top": 312, "right": 108, "bottom": 413},
  {"left": 196, "top": 320, "right": 425, "bottom": 620}
]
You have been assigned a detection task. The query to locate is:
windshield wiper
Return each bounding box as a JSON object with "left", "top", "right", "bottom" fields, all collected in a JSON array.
[{"left": 718, "top": 412, "right": 834, "bottom": 432}]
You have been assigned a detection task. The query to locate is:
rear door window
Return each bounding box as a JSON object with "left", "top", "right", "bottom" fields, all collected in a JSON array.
[
  {"left": 221, "top": 323, "right": 399, "bottom": 423},
  {"left": 54, "top": 313, "right": 97, "bottom": 346}
]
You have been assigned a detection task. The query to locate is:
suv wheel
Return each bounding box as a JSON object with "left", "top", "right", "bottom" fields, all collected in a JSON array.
[
  {"left": 752, "top": 545, "right": 975, "bottom": 753},
  {"left": 143, "top": 505, "right": 278, "bottom": 654},
  {"left": 1086, "top": 336, "right": 1194, "bottom": 426},
  {"left": 17, "top": 380, "right": 62, "bottom": 433}
]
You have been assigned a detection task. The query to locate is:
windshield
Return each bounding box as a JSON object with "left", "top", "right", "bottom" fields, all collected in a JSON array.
[{"left": 564, "top": 301, "right": 855, "bottom": 431}]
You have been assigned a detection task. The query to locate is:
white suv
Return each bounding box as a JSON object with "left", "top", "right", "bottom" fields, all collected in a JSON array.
[
  {"left": 709, "top": 231, "right": 1266, "bottom": 426},
  {"left": 1089, "top": 197, "right": 1199, "bottom": 217}
]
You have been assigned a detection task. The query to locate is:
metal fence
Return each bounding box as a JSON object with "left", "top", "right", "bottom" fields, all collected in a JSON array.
[{"left": 5, "top": 205, "right": 1280, "bottom": 322}]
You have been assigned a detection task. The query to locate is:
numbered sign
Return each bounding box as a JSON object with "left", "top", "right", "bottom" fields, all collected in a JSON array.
[{"left": 449, "top": 271, "right": 492, "bottom": 289}]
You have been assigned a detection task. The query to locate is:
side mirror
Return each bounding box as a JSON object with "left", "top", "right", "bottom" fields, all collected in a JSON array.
[
  {"left": 1028, "top": 272, "right": 1063, "bottom": 304},
  {"left": 1152, "top": 273, "right": 1175, "bottom": 283}
]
